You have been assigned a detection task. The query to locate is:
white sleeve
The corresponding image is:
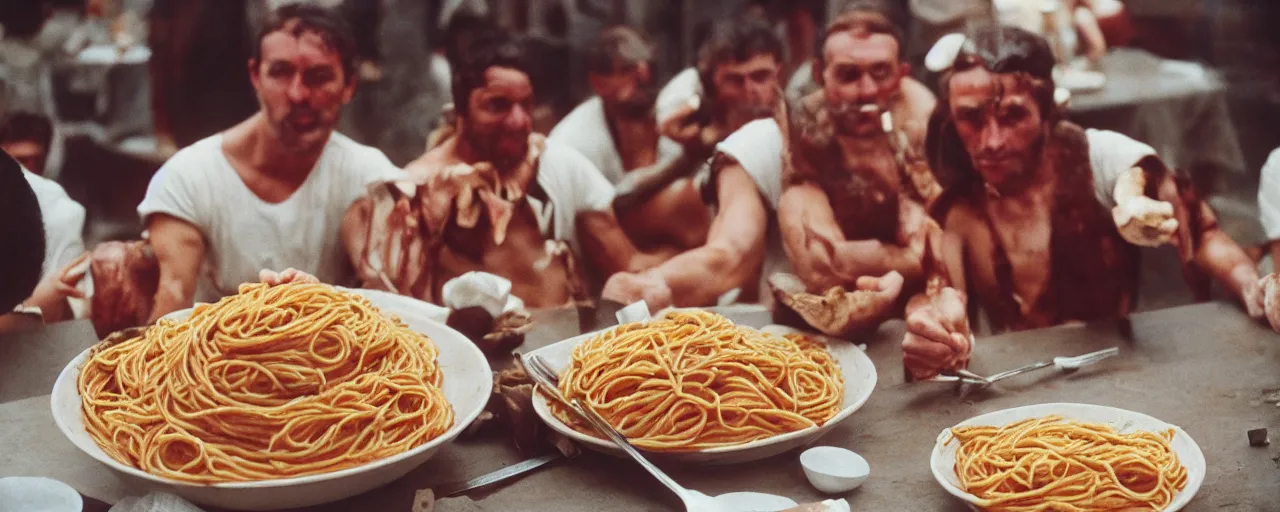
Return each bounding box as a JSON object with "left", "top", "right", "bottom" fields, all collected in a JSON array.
[
  {"left": 136, "top": 149, "right": 209, "bottom": 229},
  {"left": 715, "top": 119, "right": 784, "bottom": 210},
  {"left": 342, "top": 144, "right": 405, "bottom": 207},
  {"left": 1086, "top": 128, "right": 1158, "bottom": 209},
  {"left": 564, "top": 147, "right": 616, "bottom": 213},
  {"left": 1259, "top": 149, "right": 1280, "bottom": 241},
  {"left": 24, "top": 171, "right": 86, "bottom": 277},
  {"left": 655, "top": 68, "right": 703, "bottom": 127}
]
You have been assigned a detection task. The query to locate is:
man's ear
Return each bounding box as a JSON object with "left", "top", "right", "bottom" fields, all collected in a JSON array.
[
  {"left": 899, "top": 62, "right": 912, "bottom": 82},
  {"left": 247, "top": 59, "right": 261, "bottom": 91}
]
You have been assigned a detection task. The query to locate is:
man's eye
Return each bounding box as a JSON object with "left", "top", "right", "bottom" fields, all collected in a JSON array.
[
  {"left": 870, "top": 64, "right": 891, "bottom": 80},
  {"left": 303, "top": 68, "right": 336, "bottom": 87},
  {"left": 489, "top": 98, "right": 512, "bottom": 111},
  {"left": 838, "top": 68, "right": 861, "bottom": 83},
  {"left": 268, "top": 64, "right": 293, "bottom": 77},
  {"left": 1000, "top": 107, "right": 1028, "bottom": 124},
  {"left": 749, "top": 69, "right": 774, "bottom": 83}
]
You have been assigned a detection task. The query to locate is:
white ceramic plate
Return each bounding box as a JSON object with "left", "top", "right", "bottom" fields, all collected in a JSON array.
[
  {"left": 50, "top": 288, "right": 492, "bottom": 511},
  {"left": 0, "top": 477, "right": 82, "bottom": 512},
  {"left": 930, "top": 403, "right": 1206, "bottom": 511},
  {"left": 528, "top": 321, "right": 878, "bottom": 465}
]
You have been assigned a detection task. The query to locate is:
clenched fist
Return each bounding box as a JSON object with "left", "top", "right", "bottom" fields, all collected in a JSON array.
[
  {"left": 602, "top": 272, "right": 674, "bottom": 311},
  {"left": 902, "top": 287, "right": 973, "bottom": 380}
]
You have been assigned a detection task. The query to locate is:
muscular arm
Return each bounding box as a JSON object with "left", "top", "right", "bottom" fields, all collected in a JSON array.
[
  {"left": 611, "top": 148, "right": 709, "bottom": 214},
  {"left": 635, "top": 165, "right": 768, "bottom": 307},
  {"left": 905, "top": 207, "right": 969, "bottom": 317},
  {"left": 778, "top": 183, "right": 926, "bottom": 292},
  {"left": 145, "top": 214, "right": 205, "bottom": 323}
]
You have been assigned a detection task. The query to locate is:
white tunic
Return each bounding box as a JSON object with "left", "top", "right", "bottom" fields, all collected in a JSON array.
[
  {"left": 137, "top": 132, "right": 403, "bottom": 303},
  {"left": 548, "top": 96, "right": 682, "bottom": 184}
]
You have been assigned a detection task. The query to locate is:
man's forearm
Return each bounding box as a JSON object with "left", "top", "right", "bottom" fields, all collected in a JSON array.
[
  {"left": 830, "top": 240, "right": 924, "bottom": 286},
  {"left": 1197, "top": 230, "right": 1259, "bottom": 305},
  {"left": 148, "top": 278, "right": 194, "bottom": 324},
  {"left": 612, "top": 150, "right": 708, "bottom": 214},
  {"left": 645, "top": 245, "right": 762, "bottom": 307}
]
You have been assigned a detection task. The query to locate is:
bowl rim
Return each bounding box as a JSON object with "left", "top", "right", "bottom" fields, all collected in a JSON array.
[
  {"left": 49, "top": 292, "right": 492, "bottom": 489},
  {"left": 928, "top": 402, "right": 1207, "bottom": 510},
  {"left": 528, "top": 320, "right": 878, "bottom": 456}
]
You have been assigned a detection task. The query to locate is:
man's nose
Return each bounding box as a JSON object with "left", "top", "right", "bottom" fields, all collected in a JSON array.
[
  {"left": 745, "top": 80, "right": 773, "bottom": 103},
  {"left": 635, "top": 62, "right": 652, "bottom": 84},
  {"left": 979, "top": 118, "right": 1007, "bottom": 152},
  {"left": 287, "top": 76, "right": 311, "bottom": 104},
  {"left": 854, "top": 74, "right": 879, "bottom": 103},
  {"left": 505, "top": 104, "right": 532, "bottom": 130}
]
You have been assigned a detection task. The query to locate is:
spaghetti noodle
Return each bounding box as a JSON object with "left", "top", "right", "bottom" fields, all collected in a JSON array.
[
  {"left": 950, "top": 416, "right": 1188, "bottom": 511},
  {"left": 553, "top": 310, "right": 844, "bottom": 451},
  {"left": 78, "top": 282, "right": 454, "bottom": 483}
]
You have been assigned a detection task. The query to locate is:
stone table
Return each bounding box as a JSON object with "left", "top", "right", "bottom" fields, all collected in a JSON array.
[{"left": 2, "top": 301, "right": 1279, "bottom": 511}]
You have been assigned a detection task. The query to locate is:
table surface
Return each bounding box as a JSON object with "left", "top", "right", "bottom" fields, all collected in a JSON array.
[
  {"left": 1068, "top": 49, "right": 1225, "bottom": 112},
  {"left": 3, "top": 302, "right": 1280, "bottom": 511}
]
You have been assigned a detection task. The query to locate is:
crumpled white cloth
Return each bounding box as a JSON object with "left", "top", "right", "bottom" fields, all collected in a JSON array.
[
  {"left": 441, "top": 272, "right": 526, "bottom": 318},
  {"left": 108, "top": 493, "right": 204, "bottom": 512}
]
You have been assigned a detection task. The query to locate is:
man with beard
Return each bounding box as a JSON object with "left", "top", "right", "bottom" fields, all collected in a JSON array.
[
  {"left": 343, "top": 33, "right": 674, "bottom": 310},
  {"left": 548, "top": 26, "right": 710, "bottom": 253},
  {"left": 136, "top": 4, "right": 402, "bottom": 322},
  {"left": 599, "top": 18, "right": 788, "bottom": 308},
  {"left": 900, "top": 26, "right": 1273, "bottom": 379},
  {"left": 774, "top": 6, "right": 940, "bottom": 299}
]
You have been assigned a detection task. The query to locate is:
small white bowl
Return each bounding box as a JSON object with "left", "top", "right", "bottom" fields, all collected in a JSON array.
[
  {"left": 0, "top": 476, "right": 82, "bottom": 512},
  {"left": 800, "top": 446, "right": 870, "bottom": 494}
]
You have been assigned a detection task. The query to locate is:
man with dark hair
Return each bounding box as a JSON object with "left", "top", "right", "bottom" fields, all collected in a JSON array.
[
  {"left": 0, "top": 150, "right": 49, "bottom": 332},
  {"left": 658, "top": 17, "right": 785, "bottom": 147},
  {"left": 901, "top": 26, "right": 1270, "bottom": 379},
  {"left": 344, "top": 33, "right": 673, "bottom": 309},
  {"left": 548, "top": 26, "right": 710, "bottom": 254},
  {"left": 135, "top": 3, "right": 402, "bottom": 322},
  {"left": 0, "top": 111, "right": 54, "bottom": 175},
  {"left": 600, "top": 18, "right": 787, "bottom": 308}
]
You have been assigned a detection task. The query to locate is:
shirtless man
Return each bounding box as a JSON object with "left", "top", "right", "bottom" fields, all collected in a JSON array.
[
  {"left": 136, "top": 4, "right": 402, "bottom": 322},
  {"left": 548, "top": 26, "right": 710, "bottom": 253},
  {"left": 600, "top": 18, "right": 788, "bottom": 308},
  {"left": 901, "top": 27, "right": 1271, "bottom": 379},
  {"left": 344, "top": 33, "right": 672, "bottom": 310},
  {"left": 776, "top": 6, "right": 940, "bottom": 298}
]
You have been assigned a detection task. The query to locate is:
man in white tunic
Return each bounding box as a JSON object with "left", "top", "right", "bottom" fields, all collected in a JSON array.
[
  {"left": 136, "top": 4, "right": 401, "bottom": 322},
  {"left": 548, "top": 26, "right": 708, "bottom": 252}
]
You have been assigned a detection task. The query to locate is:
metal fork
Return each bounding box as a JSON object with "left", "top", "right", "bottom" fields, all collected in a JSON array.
[
  {"left": 981, "top": 347, "right": 1121, "bottom": 385},
  {"left": 523, "top": 354, "right": 721, "bottom": 512}
]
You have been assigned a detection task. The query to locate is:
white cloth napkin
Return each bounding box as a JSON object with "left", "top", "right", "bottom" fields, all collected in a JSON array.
[
  {"left": 108, "top": 493, "right": 205, "bottom": 512},
  {"left": 441, "top": 272, "right": 526, "bottom": 317}
]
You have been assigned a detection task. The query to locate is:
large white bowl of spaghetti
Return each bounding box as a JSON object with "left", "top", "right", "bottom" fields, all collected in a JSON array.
[
  {"left": 50, "top": 284, "right": 492, "bottom": 511},
  {"left": 528, "top": 310, "right": 877, "bottom": 465},
  {"left": 931, "top": 403, "right": 1206, "bottom": 512}
]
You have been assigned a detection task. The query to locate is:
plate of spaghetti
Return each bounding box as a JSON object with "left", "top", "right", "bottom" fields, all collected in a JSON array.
[
  {"left": 528, "top": 310, "right": 877, "bottom": 465},
  {"left": 931, "top": 403, "right": 1206, "bottom": 512},
  {"left": 50, "top": 283, "right": 492, "bottom": 511}
]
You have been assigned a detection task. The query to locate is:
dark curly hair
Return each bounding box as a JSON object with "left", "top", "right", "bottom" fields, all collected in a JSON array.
[{"left": 0, "top": 150, "right": 45, "bottom": 312}]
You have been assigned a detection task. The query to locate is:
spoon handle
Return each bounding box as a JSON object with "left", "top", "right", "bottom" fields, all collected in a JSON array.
[{"left": 571, "top": 397, "right": 693, "bottom": 501}]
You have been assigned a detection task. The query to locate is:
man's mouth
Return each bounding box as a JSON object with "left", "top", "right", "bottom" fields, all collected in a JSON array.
[{"left": 858, "top": 104, "right": 880, "bottom": 114}]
